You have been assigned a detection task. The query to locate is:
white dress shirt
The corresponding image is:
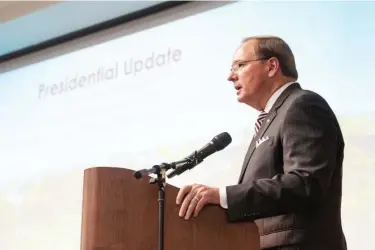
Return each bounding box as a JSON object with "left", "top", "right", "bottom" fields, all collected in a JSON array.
[{"left": 219, "top": 82, "right": 295, "bottom": 209}]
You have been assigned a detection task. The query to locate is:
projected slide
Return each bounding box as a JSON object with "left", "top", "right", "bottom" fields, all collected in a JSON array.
[{"left": 0, "top": 2, "right": 374, "bottom": 250}]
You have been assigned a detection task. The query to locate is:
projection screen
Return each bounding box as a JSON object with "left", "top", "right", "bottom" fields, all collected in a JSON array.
[{"left": 0, "top": 1, "right": 374, "bottom": 250}]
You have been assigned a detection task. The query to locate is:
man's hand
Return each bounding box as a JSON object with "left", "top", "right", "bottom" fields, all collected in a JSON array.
[{"left": 176, "top": 184, "right": 220, "bottom": 220}]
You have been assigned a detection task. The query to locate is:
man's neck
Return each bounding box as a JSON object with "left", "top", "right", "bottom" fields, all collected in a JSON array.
[{"left": 259, "top": 78, "right": 296, "bottom": 112}]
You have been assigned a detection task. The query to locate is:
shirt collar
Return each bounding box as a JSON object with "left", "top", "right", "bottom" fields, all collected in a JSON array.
[{"left": 264, "top": 82, "right": 295, "bottom": 113}]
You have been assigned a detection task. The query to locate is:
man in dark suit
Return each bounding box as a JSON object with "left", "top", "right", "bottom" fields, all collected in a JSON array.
[{"left": 176, "top": 36, "right": 347, "bottom": 250}]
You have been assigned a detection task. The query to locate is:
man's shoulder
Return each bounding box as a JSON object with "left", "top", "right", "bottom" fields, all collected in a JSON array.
[
  {"left": 281, "top": 86, "right": 340, "bottom": 126},
  {"left": 281, "top": 85, "right": 344, "bottom": 144},
  {"left": 283, "top": 86, "right": 342, "bottom": 130},
  {"left": 285, "top": 87, "right": 331, "bottom": 110},
  {"left": 290, "top": 87, "right": 326, "bottom": 102}
]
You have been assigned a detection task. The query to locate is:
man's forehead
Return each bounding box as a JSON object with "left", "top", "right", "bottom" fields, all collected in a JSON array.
[{"left": 232, "top": 40, "right": 257, "bottom": 62}]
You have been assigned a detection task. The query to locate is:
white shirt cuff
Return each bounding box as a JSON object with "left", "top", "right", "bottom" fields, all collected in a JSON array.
[{"left": 219, "top": 187, "right": 228, "bottom": 209}]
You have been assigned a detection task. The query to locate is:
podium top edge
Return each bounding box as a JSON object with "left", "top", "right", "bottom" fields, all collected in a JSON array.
[{"left": 84, "top": 166, "right": 134, "bottom": 172}]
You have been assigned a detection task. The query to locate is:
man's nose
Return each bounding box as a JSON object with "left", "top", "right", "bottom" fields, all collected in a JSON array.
[{"left": 227, "top": 71, "right": 237, "bottom": 82}]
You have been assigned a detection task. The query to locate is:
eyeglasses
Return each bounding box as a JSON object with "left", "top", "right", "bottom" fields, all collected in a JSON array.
[{"left": 230, "top": 57, "right": 269, "bottom": 72}]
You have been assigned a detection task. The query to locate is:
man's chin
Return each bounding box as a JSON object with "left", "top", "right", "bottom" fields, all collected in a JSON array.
[
  {"left": 236, "top": 94, "right": 246, "bottom": 103},
  {"left": 237, "top": 93, "right": 253, "bottom": 106}
]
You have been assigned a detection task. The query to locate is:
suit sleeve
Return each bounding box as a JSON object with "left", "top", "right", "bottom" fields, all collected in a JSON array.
[{"left": 225, "top": 94, "right": 343, "bottom": 222}]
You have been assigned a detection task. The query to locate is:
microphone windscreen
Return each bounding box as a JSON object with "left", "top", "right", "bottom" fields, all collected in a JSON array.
[{"left": 212, "top": 132, "right": 232, "bottom": 151}]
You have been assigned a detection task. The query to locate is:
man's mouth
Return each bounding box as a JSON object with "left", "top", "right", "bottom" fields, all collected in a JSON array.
[{"left": 234, "top": 85, "right": 242, "bottom": 94}]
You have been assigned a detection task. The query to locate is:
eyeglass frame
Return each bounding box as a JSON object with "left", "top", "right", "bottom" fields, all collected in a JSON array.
[{"left": 230, "top": 57, "right": 271, "bottom": 72}]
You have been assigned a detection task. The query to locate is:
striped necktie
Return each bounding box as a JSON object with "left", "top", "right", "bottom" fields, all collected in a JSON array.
[{"left": 254, "top": 111, "right": 268, "bottom": 135}]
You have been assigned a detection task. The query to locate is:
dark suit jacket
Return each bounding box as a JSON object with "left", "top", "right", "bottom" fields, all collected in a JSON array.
[{"left": 226, "top": 83, "right": 347, "bottom": 250}]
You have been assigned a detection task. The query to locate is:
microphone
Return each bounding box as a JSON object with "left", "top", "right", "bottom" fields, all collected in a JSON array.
[
  {"left": 167, "top": 132, "right": 232, "bottom": 178},
  {"left": 133, "top": 132, "right": 232, "bottom": 180}
]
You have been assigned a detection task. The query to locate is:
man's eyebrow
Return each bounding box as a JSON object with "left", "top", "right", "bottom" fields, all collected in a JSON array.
[{"left": 232, "top": 59, "right": 245, "bottom": 64}]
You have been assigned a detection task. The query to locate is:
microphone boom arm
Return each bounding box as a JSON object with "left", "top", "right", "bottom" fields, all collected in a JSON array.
[{"left": 167, "top": 151, "right": 202, "bottom": 178}]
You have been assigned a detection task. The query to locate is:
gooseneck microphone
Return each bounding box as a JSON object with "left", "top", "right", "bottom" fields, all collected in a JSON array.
[
  {"left": 167, "top": 132, "right": 232, "bottom": 178},
  {"left": 133, "top": 132, "right": 232, "bottom": 179}
]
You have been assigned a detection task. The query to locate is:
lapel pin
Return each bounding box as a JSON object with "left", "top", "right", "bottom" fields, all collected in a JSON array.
[{"left": 266, "top": 119, "right": 270, "bottom": 123}]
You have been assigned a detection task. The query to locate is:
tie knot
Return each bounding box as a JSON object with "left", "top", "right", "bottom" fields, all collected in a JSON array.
[{"left": 257, "top": 111, "right": 268, "bottom": 122}]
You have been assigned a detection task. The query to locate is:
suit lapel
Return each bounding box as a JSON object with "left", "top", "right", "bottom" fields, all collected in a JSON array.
[
  {"left": 237, "top": 135, "right": 257, "bottom": 183},
  {"left": 237, "top": 111, "right": 277, "bottom": 183},
  {"left": 237, "top": 83, "right": 301, "bottom": 183}
]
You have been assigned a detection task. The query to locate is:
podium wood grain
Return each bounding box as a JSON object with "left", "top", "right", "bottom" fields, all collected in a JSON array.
[{"left": 80, "top": 167, "right": 260, "bottom": 250}]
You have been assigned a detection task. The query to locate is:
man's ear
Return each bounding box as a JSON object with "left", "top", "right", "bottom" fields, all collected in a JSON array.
[{"left": 267, "top": 57, "right": 279, "bottom": 78}]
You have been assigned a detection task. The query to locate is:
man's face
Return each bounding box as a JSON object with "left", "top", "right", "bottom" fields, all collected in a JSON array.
[{"left": 227, "top": 40, "right": 269, "bottom": 107}]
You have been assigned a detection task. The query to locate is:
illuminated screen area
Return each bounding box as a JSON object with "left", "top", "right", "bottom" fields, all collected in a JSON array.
[{"left": 0, "top": 2, "right": 374, "bottom": 250}]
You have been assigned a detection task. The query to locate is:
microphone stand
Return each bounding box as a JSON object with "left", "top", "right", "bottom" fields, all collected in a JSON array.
[
  {"left": 149, "top": 166, "right": 167, "bottom": 250},
  {"left": 135, "top": 158, "right": 194, "bottom": 250}
]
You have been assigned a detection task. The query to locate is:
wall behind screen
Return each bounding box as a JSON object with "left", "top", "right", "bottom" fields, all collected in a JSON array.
[{"left": 0, "top": 2, "right": 374, "bottom": 250}]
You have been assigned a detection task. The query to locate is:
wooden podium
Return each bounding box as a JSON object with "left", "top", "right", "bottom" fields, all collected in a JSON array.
[{"left": 80, "top": 167, "right": 260, "bottom": 250}]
